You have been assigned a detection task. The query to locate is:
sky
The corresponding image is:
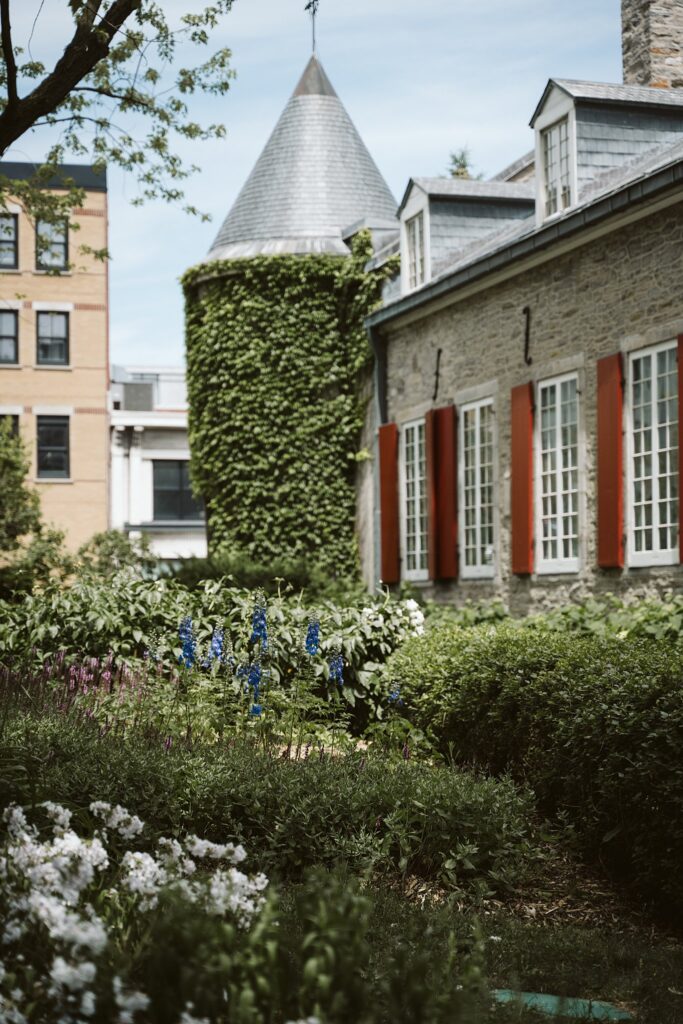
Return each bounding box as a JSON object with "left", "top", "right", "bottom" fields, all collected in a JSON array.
[{"left": 8, "top": 0, "right": 623, "bottom": 367}]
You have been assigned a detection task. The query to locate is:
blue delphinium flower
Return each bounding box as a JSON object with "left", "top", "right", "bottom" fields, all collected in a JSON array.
[
  {"left": 305, "top": 619, "right": 320, "bottom": 656},
  {"left": 250, "top": 704, "right": 263, "bottom": 717},
  {"left": 178, "top": 616, "right": 196, "bottom": 669},
  {"left": 388, "top": 685, "right": 404, "bottom": 708},
  {"left": 202, "top": 626, "right": 225, "bottom": 669},
  {"left": 248, "top": 662, "right": 262, "bottom": 703},
  {"left": 329, "top": 652, "right": 344, "bottom": 688},
  {"left": 250, "top": 603, "right": 268, "bottom": 653}
]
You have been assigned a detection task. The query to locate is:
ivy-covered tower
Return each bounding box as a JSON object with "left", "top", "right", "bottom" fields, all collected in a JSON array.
[{"left": 183, "top": 56, "right": 398, "bottom": 581}]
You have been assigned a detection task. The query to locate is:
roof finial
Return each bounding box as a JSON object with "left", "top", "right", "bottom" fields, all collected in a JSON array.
[{"left": 304, "top": 0, "right": 319, "bottom": 54}]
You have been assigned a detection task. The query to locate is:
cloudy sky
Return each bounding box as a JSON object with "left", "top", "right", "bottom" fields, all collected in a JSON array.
[{"left": 9, "top": 0, "right": 623, "bottom": 366}]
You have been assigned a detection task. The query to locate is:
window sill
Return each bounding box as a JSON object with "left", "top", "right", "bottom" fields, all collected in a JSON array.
[
  {"left": 536, "top": 562, "right": 580, "bottom": 576},
  {"left": 35, "top": 477, "right": 72, "bottom": 484},
  {"left": 627, "top": 553, "right": 679, "bottom": 569},
  {"left": 33, "top": 364, "right": 72, "bottom": 371},
  {"left": 0, "top": 363, "right": 21, "bottom": 370},
  {"left": 0, "top": 268, "right": 20, "bottom": 274},
  {"left": 460, "top": 570, "right": 495, "bottom": 581},
  {"left": 33, "top": 270, "right": 72, "bottom": 277}
]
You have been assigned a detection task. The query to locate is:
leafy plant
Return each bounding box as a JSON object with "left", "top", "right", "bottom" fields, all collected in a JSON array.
[
  {"left": 183, "top": 232, "right": 398, "bottom": 580},
  {"left": 385, "top": 622, "right": 683, "bottom": 912}
]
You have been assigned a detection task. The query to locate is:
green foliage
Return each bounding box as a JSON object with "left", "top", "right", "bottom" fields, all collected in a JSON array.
[
  {"left": 0, "top": 418, "right": 41, "bottom": 552},
  {"left": 385, "top": 623, "right": 683, "bottom": 911},
  {"left": 183, "top": 233, "right": 398, "bottom": 579},
  {"left": 0, "top": 2, "right": 236, "bottom": 226},
  {"left": 0, "top": 710, "right": 540, "bottom": 899},
  {"left": 77, "top": 530, "right": 158, "bottom": 579},
  {"left": 166, "top": 545, "right": 365, "bottom": 601},
  {"left": 0, "top": 575, "right": 424, "bottom": 728},
  {"left": 529, "top": 591, "right": 683, "bottom": 641}
]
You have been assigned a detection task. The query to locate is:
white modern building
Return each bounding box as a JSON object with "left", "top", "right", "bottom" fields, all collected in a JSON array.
[{"left": 110, "top": 366, "right": 207, "bottom": 559}]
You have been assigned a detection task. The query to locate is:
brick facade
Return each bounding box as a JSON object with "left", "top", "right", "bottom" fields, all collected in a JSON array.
[
  {"left": 378, "top": 196, "right": 683, "bottom": 615},
  {"left": 0, "top": 185, "right": 109, "bottom": 550}
]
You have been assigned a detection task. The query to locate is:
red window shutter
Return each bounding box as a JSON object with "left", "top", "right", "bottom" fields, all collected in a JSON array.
[
  {"left": 425, "top": 410, "right": 439, "bottom": 580},
  {"left": 679, "top": 336, "right": 683, "bottom": 564},
  {"left": 597, "top": 353, "right": 624, "bottom": 568},
  {"left": 378, "top": 422, "right": 400, "bottom": 583},
  {"left": 510, "top": 382, "right": 534, "bottom": 575},
  {"left": 425, "top": 407, "right": 458, "bottom": 580}
]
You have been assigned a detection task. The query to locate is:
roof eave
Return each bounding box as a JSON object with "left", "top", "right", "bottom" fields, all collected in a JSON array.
[
  {"left": 529, "top": 78, "right": 571, "bottom": 127},
  {"left": 367, "top": 156, "right": 683, "bottom": 333}
]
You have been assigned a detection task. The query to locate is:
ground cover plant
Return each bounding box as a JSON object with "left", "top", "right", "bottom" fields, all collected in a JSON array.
[{"left": 384, "top": 623, "right": 683, "bottom": 913}]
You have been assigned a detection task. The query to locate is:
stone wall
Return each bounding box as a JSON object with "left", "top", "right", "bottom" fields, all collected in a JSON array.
[
  {"left": 381, "top": 199, "right": 683, "bottom": 615},
  {"left": 622, "top": 0, "right": 683, "bottom": 88}
]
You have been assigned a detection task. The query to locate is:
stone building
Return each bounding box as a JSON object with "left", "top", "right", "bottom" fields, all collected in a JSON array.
[
  {"left": 0, "top": 163, "right": 109, "bottom": 549},
  {"left": 110, "top": 366, "right": 207, "bottom": 559},
  {"left": 367, "top": 0, "right": 683, "bottom": 613}
]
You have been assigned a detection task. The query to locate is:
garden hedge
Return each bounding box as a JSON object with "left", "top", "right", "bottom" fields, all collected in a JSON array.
[
  {"left": 385, "top": 623, "right": 683, "bottom": 911},
  {"left": 0, "top": 710, "right": 539, "bottom": 898},
  {"left": 182, "top": 232, "right": 397, "bottom": 579}
]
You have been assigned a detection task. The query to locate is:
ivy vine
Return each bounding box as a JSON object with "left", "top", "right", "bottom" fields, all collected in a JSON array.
[{"left": 182, "top": 231, "right": 398, "bottom": 579}]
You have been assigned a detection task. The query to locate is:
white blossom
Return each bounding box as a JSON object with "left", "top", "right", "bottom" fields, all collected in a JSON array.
[
  {"left": 49, "top": 956, "right": 97, "bottom": 992},
  {"left": 120, "top": 852, "right": 167, "bottom": 910}
]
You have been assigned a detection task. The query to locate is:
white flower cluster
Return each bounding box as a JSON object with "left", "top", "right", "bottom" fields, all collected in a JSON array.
[
  {"left": 89, "top": 802, "right": 144, "bottom": 841},
  {"left": 0, "top": 801, "right": 269, "bottom": 1023},
  {"left": 360, "top": 599, "right": 425, "bottom": 640},
  {"left": 403, "top": 598, "right": 426, "bottom": 636}
]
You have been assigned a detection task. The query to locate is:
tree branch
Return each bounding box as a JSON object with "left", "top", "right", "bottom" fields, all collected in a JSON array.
[
  {"left": 0, "top": 0, "right": 18, "bottom": 110},
  {"left": 0, "top": 0, "right": 142, "bottom": 156}
]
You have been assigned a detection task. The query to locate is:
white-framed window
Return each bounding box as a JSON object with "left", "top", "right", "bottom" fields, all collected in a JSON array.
[
  {"left": 401, "top": 418, "right": 428, "bottom": 580},
  {"left": 459, "top": 398, "right": 495, "bottom": 578},
  {"left": 406, "top": 211, "right": 425, "bottom": 290},
  {"left": 536, "top": 373, "right": 580, "bottom": 573},
  {"left": 627, "top": 341, "right": 679, "bottom": 567},
  {"left": 542, "top": 117, "right": 571, "bottom": 218}
]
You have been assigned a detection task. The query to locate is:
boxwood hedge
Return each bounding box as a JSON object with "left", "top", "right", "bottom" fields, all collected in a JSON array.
[{"left": 385, "top": 624, "right": 683, "bottom": 911}]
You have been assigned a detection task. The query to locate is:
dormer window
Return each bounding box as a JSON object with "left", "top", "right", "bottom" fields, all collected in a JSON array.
[
  {"left": 406, "top": 211, "right": 425, "bottom": 289},
  {"left": 542, "top": 117, "right": 571, "bottom": 217}
]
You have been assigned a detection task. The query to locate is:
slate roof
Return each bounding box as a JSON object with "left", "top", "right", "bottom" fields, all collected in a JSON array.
[
  {"left": 398, "top": 176, "right": 534, "bottom": 213},
  {"left": 531, "top": 78, "right": 683, "bottom": 125},
  {"left": 207, "top": 56, "right": 397, "bottom": 260},
  {"left": 490, "top": 150, "right": 535, "bottom": 182},
  {"left": 369, "top": 134, "right": 683, "bottom": 328}
]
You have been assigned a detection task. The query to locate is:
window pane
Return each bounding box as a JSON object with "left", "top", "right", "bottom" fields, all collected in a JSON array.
[
  {"left": 630, "top": 343, "right": 679, "bottom": 559},
  {"left": 37, "top": 312, "right": 69, "bottom": 365},
  {"left": 0, "top": 310, "right": 17, "bottom": 363},
  {"left": 538, "top": 376, "right": 579, "bottom": 567},
  {"left": 461, "top": 400, "right": 495, "bottom": 573},
  {"left": 0, "top": 214, "right": 17, "bottom": 268},
  {"left": 403, "top": 421, "right": 427, "bottom": 573},
  {"left": 37, "top": 416, "right": 69, "bottom": 478},
  {"left": 153, "top": 460, "right": 203, "bottom": 521},
  {"left": 36, "top": 219, "right": 68, "bottom": 269}
]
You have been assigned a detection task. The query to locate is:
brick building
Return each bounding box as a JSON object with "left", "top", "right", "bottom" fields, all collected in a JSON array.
[
  {"left": 0, "top": 163, "right": 109, "bottom": 550},
  {"left": 366, "top": 0, "right": 683, "bottom": 613}
]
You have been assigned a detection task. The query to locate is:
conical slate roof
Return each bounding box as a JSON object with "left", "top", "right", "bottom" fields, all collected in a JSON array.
[{"left": 206, "top": 56, "right": 398, "bottom": 260}]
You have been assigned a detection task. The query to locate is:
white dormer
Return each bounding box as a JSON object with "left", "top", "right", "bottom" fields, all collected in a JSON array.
[
  {"left": 398, "top": 182, "right": 431, "bottom": 294},
  {"left": 531, "top": 82, "right": 579, "bottom": 227}
]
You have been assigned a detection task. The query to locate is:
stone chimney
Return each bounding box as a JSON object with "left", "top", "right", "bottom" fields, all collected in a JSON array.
[{"left": 622, "top": 0, "right": 683, "bottom": 87}]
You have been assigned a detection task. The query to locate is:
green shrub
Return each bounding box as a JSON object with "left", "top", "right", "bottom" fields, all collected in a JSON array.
[
  {"left": 0, "top": 576, "right": 424, "bottom": 726},
  {"left": 0, "top": 709, "right": 539, "bottom": 898},
  {"left": 385, "top": 623, "right": 683, "bottom": 910},
  {"left": 0, "top": 799, "right": 493, "bottom": 1024},
  {"left": 528, "top": 592, "right": 683, "bottom": 641}
]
